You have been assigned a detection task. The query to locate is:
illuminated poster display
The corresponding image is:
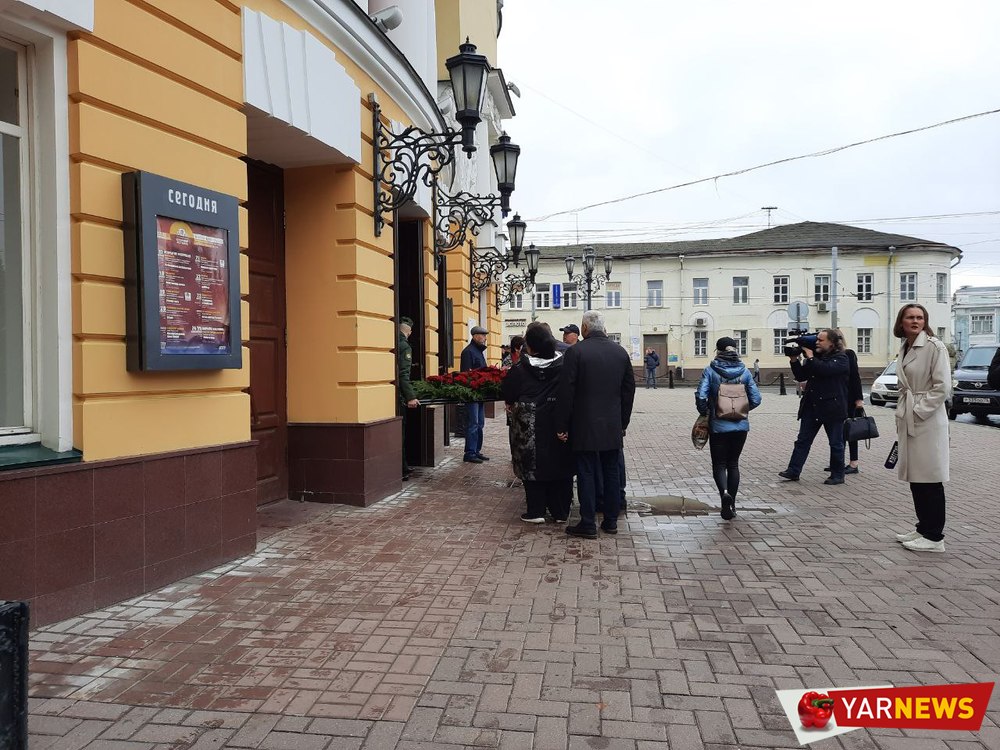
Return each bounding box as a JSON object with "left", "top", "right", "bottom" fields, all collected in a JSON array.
[
  {"left": 123, "top": 172, "right": 241, "bottom": 371},
  {"left": 156, "top": 218, "right": 231, "bottom": 355}
]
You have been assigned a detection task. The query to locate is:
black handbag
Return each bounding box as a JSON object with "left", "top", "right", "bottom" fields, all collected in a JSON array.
[{"left": 843, "top": 412, "right": 879, "bottom": 445}]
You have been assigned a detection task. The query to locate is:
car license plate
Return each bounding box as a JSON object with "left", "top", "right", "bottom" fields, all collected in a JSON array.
[{"left": 964, "top": 397, "right": 990, "bottom": 404}]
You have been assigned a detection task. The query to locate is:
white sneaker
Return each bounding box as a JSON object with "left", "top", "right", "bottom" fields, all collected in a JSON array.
[
  {"left": 895, "top": 530, "right": 922, "bottom": 543},
  {"left": 902, "top": 537, "right": 945, "bottom": 553},
  {"left": 520, "top": 514, "right": 545, "bottom": 524}
]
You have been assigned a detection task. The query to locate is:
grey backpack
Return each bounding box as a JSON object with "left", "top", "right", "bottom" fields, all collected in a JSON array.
[{"left": 715, "top": 376, "right": 750, "bottom": 421}]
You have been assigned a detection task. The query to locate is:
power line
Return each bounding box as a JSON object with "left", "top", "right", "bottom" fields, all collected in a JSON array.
[{"left": 530, "top": 107, "right": 1000, "bottom": 221}]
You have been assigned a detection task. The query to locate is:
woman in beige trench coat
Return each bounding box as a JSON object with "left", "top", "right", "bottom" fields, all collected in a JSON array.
[{"left": 893, "top": 303, "right": 951, "bottom": 553}]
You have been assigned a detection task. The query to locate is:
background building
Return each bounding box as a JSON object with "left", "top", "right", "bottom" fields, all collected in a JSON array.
[
  {"left": 953, "top": 285, "right": 1000, "bottom": 353},
  {"left": 505, "top": 222, "right": 960, "bottom": 380}
]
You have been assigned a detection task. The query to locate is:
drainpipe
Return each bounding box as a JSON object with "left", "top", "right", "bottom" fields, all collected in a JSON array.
[
  {"left": 678, "top": 254, "right": 685, "bottom": 374},
  {"left": 830, "top": 246, "right": 838, "bottom": 329},
  {"left": 886, "top": 245, "right": 895, "bottom": 361}
]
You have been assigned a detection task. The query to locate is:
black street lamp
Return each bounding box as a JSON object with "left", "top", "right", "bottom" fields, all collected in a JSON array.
[
  {"left": 496, "top": 242, "right": 540, "bottom": 312},
  {"left": 507, "top": 213, "right": 526, "bottom": 267},
  {"left": 490, "top": 133, "right": 520, "bottom": 217},
  {"left": 372, "top": 39, "right": 494, "bottom": 236},
  {"left": 565, "top": 246, "right": 612, "bottom": 311}
]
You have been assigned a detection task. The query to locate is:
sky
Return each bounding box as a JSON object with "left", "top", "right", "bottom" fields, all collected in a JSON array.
[{"left": 496, "top": 1, "right": 1000, "bottom": 288}]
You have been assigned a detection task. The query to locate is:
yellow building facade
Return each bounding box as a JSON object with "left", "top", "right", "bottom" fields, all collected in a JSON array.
[{"left": 0, "top": 0, "right": 510, "bottom": 626}]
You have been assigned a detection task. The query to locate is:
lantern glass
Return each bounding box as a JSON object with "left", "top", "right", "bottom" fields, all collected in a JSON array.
[
  {"left": 564, "top": 256, "right": 575, "bottom": 279},
  {"left": 525, "top": 243, "right": 540, "bottom": 275},
  {"left": 446, "top": 40, "right": 490, "bottom": 154},
  {"left": 490, "top": 133, "right": 520, "bottom": 189},
  {"left": 604, "top": 255, "right": 613, "bottom": 278},
  {"left": 583, "top": 248, "right": 596, "bottom": 275},
  {"left": 507, "top": 214, "right": 525, "bottom": 251}
]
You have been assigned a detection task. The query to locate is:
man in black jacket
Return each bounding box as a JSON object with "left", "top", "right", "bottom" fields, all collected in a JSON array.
[
  {"left": 555, "top": 310, "right": 636, "bottom": 538},
  {"left": 779, "top": 329, "right": 850, "bottom": 485},
  {"left": 461, "top": 325, "right": 489, "bottom": 463},
  {"left": 988, "top": 347, "right": 1000, "bottom": 391}
]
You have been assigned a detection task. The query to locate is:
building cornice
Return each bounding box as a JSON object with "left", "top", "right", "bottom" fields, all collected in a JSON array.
[{"left": 281, "top": 0, "right": 445, "bottom": 132}]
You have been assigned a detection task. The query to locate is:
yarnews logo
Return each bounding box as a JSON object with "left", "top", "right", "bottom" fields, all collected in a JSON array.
[{"left": 776, "top": 682, "right": 994, "bottom": 745}]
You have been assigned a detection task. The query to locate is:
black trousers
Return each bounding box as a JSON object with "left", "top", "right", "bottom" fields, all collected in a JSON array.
[
  {"left": 708, "top": 431, "right": 748, "bottom": 499},
  {"left": 910, "top": 482, "right": 946, "bottom": 542},
  {"left": 524, "top": 478, "right": 573, "bottom": 521}
]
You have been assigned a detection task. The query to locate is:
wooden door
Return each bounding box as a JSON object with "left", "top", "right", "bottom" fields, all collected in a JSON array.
[
  {"left": 644, "top": 334, "right": 668, "bottom": 378},
  {"left": 246, "top": 161, "right": 287, "bottom": 505}
]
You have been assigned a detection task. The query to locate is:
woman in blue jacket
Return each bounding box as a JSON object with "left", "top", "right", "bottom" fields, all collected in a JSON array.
[{"left": 696, "top": 337, "right": 763, "bottom": 520}]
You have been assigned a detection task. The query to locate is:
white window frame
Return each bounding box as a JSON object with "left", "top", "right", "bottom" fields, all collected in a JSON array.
[
  {"left": 970, "top": 314, "right": 994, "bottom": 335},
  {"left": 0, "top": 40, "right": 32, "bottom": 439},
  {"left": 936, "top": 273, "right": 948, "bottom": 304},
  {"left": 773, "top": 275, "right": 788, "bottom": 304},
  {"left": 773, "top": 328, "right": 786, "bottom": 355},
  {"left": 533, "top": 282, "right": 551, "bottom": 310},
  {"left": 646, "top": 279, "right": 663, "bottom": 307},
  {"left": 732, "top": 276, "right": 749, "bottom": 304},
  {"left": 507, "top": 292, "right": 523, "bottom": 311},
  {"left": 605, "top": 282, "right": 622, "bottom": 309},
  {"left": 857, "top": 328, "right": 872, "bottom": 355},
  {"left": 694, "top": 330, "right": 707, "bottom": 357},
  {"left": 733, "top": 330, "right": 748, "bottom": 356},
  {"left": 692, "top": 277, "right": 708, "bottom": 305},
  {"left": 562, "top": 282, "right": 578, "bottom": 310},
  {"left": 608, "top": 332, "right": 622, "bottom": 344},
  {"left": 899, "top": 272, "right": 917, "bottom": 302},
  {"left": 857, "top": 273, "right": 873, "bottom": 302},
  {"left": 814, "top": 274, "right": 830, "bottom": 303}
]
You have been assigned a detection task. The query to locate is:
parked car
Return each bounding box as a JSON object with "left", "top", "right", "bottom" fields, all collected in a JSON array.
[
  {"left": 949, "top": 344, "right": 1000, "bottom": 421},
  {"left": 869, "top": 360, "right": 899, "bottom": 406}
]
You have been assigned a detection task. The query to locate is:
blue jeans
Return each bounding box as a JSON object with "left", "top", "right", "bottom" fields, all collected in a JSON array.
[
  {"left": 575, "top": 450, "right": 622, "bottom": 531},
  {"left": 786, "top": 414, "right": 845, "bottom": 478},
  {"left": 464, "top": 402, "right": 485, "bottom": 458},
  {"left": 645, "top": 368, "right": 657, "bottom": 388}
]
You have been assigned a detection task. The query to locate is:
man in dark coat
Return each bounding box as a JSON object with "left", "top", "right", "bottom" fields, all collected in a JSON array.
[
  {"left": 555, "top": 310, "right": 636, "bottom": 538},
  {"left": 779, "top": 329, "right": 850, "bottom": 485},
  {"left": 460, "top": 325, "right": 489, "bottom": 463},
  {"left": 643, "top": 347, "right": 660, "bottom": 389},
  {"left": 398, "top": 318, "right": 419, "bottom": 480}
]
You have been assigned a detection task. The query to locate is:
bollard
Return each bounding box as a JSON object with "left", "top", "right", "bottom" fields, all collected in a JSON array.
[
  {"left": 668, "top": 371, "right": 674, "bottom": 389},
  {"left": 0, "top": 601, "right": 29, "bottom": 750},
  {"left": 779, "top": 373, "right": 787, "bottom": 395}
]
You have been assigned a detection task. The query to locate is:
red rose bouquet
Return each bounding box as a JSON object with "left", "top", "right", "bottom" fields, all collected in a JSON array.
[{"left": 412, "top": 366, "right": 506, "bottom": 402}]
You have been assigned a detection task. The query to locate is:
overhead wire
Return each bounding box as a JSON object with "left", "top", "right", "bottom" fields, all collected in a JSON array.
[{"left": 529, "top": 107, "right": 1000, "bottom": 221}]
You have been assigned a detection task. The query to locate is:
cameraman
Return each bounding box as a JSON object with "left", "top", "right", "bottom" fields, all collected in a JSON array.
[{"left": 778, "top": 329, "right": 850, "bottom": 485}]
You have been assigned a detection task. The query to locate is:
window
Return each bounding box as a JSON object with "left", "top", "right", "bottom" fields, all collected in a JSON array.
[
  {"left": 733, "top": 276, "right": 749, "bottom": 304},
  {"left": 608, "top": 333, "right": 622, "bottom": 344},
  {"left": 646, "top": 279, "right": 663, "bottom": 307},
  {"left": 773, "top": 328, "right": 787, "bottom": 355},
  {"left": 563, "top": 282, "right": 578, "bottom": 309},
  {"left": 733, "top": 330, "right": 748, "bottom": 356},
  {"left": 605, "top": 282, "right": 621, "bottom": 308},
  {"left": 936, "top": 327, "right": 946, "bottom": 340},
  {"left": 814, "top": 275, "right": 830, "bottom": 303},
  {"left": 899, "top": 272, "right": 917, "bottom": 302},
  {"left": 533, "top": 282, "right": 550, "bottom": 310},
  {"left": 692, "top": 278, "right": 708, "bottom": 304},
  {"left": 508, "top": 291, "right": 523, "bottom": 310},
  {"left": 936, "top": 273, "right": 948, "bottom": 304},
  {"left": 773, "top": 275, "right": 789, "bottom": 304},
  {"left": 0, "top": 42, "right": 29, "bottom": 435},
  {"left": 971, "top": 314, "right": 994, "bottom": 335},
  {"left": 694, "top": 330, "right": 707, "bottom": 357},
  {"left": 857, "top": 328, "right": 872, "bottom": 355},
  {"left": 857, "top": 273, "right": 873, "bottom": 302}
]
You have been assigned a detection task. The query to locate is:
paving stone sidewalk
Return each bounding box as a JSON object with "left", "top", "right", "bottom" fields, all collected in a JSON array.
[{"left": 25, "top": 389, "right": 1000, "bottom": 749}]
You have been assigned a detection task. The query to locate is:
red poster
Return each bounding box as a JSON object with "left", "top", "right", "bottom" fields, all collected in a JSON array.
[{"left": 156, "top": 217, "right": 231, "bottom": 355}]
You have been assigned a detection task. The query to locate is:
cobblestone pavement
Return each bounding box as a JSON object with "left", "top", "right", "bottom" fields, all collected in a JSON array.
[{"left": 26, "top": 388, "right": 1000, "bottom": 749}]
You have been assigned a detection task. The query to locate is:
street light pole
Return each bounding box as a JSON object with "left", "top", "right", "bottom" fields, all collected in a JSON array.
[{"left": 566, "top": 247, "right": 612, "bottom": 315}]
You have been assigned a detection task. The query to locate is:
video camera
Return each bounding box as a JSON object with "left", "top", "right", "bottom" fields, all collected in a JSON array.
[{"left": 783, "top": 330, "right": 820, "bottom": 358}]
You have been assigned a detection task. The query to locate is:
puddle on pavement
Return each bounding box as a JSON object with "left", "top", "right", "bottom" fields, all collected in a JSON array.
[{"left": 628, "top": 495, "right": 777, "bottom": 516}]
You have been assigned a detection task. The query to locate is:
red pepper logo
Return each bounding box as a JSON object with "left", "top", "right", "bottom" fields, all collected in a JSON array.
[{"left": 798, "top": 691, "right": 835, "bottom": 729}]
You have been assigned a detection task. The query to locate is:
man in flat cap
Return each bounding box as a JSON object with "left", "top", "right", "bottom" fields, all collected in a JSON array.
[
  {"left": 398, "top": 317, "right": 419, "bottom": 480},
  {"left": 461, "top": 325, "right": 489, "bottom": 463}
]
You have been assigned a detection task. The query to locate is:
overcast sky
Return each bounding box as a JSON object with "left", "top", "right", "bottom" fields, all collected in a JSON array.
[{"left": 497, "top": 1, "right": 1000, "bottom": 288}]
